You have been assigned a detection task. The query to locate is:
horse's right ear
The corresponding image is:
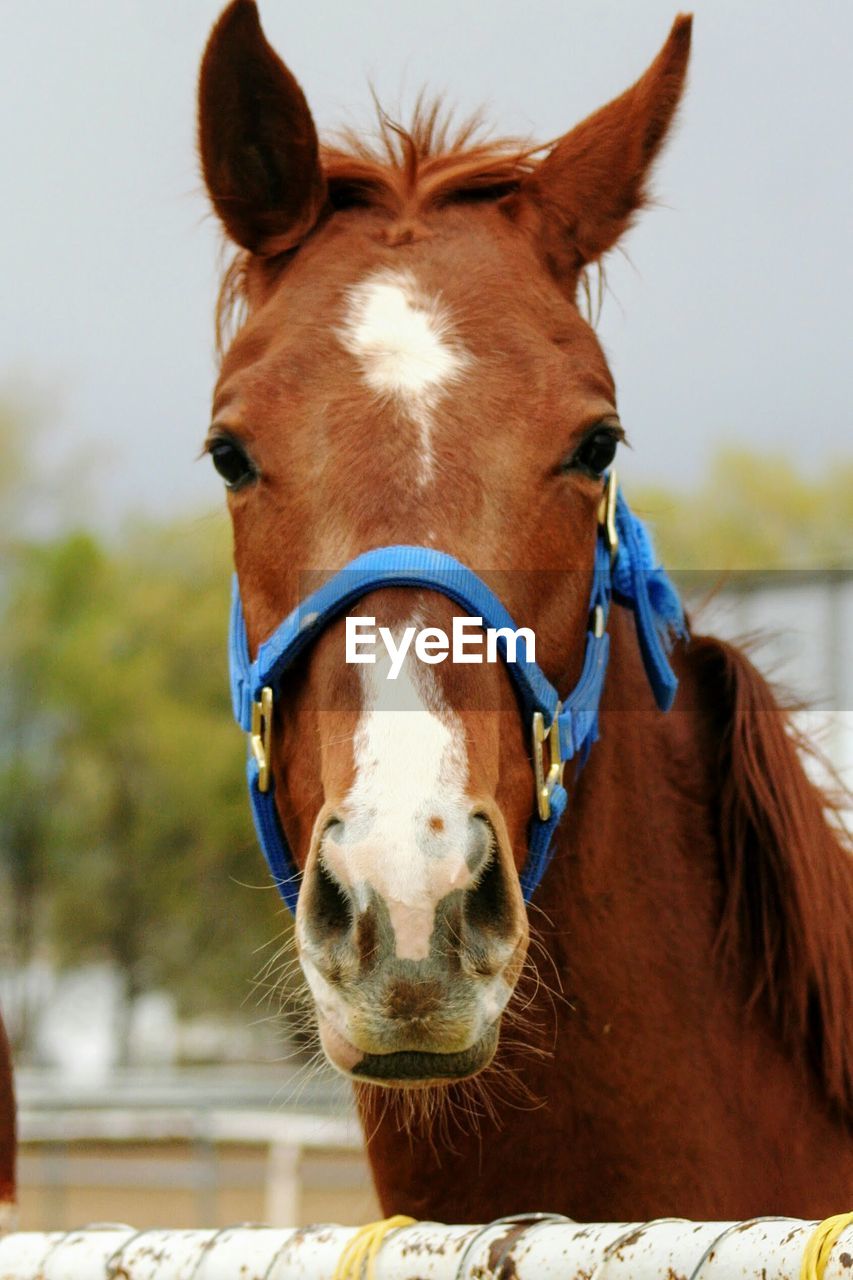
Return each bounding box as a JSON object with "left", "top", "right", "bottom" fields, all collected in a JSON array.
[{"left": 198, "top": 0, "right": 326, "bottom": 256}]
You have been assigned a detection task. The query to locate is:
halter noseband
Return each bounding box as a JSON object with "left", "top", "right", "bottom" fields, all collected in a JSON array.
[{"left": 228, "top": 475, "right": 686, "bottom": 913}]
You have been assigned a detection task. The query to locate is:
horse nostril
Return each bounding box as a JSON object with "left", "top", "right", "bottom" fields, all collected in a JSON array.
[
  {"left": 304, "top": 855, "right": 352, "bottom": 944},
  {"left": 463, "top": 815, "right": 514, "bottom": 943}
]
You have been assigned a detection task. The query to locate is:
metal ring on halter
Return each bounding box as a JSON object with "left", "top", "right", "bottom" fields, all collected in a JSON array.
[
  {"left": 685, "top": 1216, "right": 794, "bottom": 1280},
  {"left": 453, "top": 1213, "right": 575, "bottom": 1280}
]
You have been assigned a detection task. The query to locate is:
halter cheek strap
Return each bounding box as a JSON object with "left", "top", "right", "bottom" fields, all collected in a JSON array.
[{"left": 228, "top": 480, "right": 686, "bottom": 913}]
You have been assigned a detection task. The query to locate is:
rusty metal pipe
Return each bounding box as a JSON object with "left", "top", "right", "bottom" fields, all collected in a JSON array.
[{"left": 0, "top": 1217, "right": 851, "bottom": 1279}]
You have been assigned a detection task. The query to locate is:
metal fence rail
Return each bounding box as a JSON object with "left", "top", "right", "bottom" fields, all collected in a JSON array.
[
  {"left": 16, "top": 1103, "right": 377, "bottom": 1230},
  {"left": 1, "top": 1216, "right": 851, "bottom": 1279}
]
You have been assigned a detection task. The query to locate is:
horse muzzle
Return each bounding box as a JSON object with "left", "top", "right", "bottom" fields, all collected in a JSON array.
[{"left": 296, "top": 816, "right": 528, "bottom": 1085}]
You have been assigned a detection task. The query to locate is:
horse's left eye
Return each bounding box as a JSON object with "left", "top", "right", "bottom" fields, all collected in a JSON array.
[
  {"left": 209, "top": 438, "right": 256, "bottom": 490},
  {"left": 566, "top": 427, "right": 620, "bottom": 478}
]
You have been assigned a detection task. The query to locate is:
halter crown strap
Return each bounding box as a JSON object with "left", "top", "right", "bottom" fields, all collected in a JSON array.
[{"left": 228, "top": 484, "right": 685, "bottom": 913}]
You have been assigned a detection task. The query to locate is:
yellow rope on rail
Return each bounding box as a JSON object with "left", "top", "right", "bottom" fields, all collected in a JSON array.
[
  {"left": 800, "top": 1212, "right": 853, "bottom": 1280},
  {"left": 331, "top": 1216, "right": 417, "bottom": 1280}
]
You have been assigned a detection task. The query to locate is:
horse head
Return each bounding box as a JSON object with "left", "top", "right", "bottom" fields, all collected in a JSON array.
[{"left": 197, "top": 0, "right": 691, "bottom": 1087}]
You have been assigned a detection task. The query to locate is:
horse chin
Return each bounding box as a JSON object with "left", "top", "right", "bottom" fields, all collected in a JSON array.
[{"left": 318, "top": 1016, "right": 501, "bottom": 1088}]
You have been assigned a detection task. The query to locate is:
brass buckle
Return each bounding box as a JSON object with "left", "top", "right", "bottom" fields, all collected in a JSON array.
[
  {"left": 598, "top": 469, "right": 619, "bottom": 562},
  {"left": 532, "top": 704, "right": 564, "bottom": 822},
  {"left": 250, "top": 686, "right": 274, "bottom": 793}
]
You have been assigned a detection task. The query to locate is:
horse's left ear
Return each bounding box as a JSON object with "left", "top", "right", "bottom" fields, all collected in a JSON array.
[
  {"left": 198, "top": 0, "right": 327, "bottom": 256},
  {"left": 506, "top": 14, "right": 692, "bottom": 291}
]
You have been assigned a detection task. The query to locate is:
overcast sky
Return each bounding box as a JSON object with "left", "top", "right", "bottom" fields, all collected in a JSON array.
[{"left": 3, "top": 0, "right": 851, "bottom": 530}]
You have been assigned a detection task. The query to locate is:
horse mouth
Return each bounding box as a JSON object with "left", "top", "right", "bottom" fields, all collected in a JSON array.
[{"left": 324, "top": 1019, "right": 500, "bottom": 1087}]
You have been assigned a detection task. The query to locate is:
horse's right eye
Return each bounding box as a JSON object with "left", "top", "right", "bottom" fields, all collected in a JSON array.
[{"left": 209, "top": 437, "right": 257, "bottom": 490}]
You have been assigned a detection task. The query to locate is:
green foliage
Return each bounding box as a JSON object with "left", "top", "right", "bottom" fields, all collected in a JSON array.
[
  {"left": 0, "top": 508, "right": 295, "bottom": 1038},
  {"left": 632, "top": 449, "right": 852, "bottom": 570}
]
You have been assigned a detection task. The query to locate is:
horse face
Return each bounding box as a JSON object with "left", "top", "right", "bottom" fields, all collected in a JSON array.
[{"left": 199, "top": 1, "right": 690, "bottom": 1084}]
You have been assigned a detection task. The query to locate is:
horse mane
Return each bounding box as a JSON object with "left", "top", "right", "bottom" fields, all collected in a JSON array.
[
  {"left": 214, "top": 99, "right": 548, "bottom": 353},
  {"left": 689, "top": 632, "right": 853, "bottom": 1119},
  {"left": 321, "top": 98, "right": 539, "bottom": 214}
]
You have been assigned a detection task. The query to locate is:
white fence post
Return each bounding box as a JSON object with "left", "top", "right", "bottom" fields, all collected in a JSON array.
[{"left": 265, "top": 1141, "right": 301, "bottom": 1226}]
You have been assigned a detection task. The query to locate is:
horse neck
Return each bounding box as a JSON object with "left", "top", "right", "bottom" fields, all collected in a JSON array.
[
  {"left": 359, "top": 604, "right": 853, "bottom": 1220},
  {"left": 535, "top": 603, "right": 728, "bottom": 1036},
  {"left": 534, "top": 599, "right": 851, "bottom": 1126}
]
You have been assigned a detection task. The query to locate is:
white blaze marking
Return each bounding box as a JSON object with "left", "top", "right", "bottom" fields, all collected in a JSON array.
[
  {"left": 322, "top": 633, "right": 473, "bottom": 961},
  {"left": 338, "top": 270, "right": 469, "bottom": 486}
]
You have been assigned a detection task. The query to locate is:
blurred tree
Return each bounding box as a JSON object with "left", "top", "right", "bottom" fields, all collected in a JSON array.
[
  {"left": 0, "top": 396, "right": 61, "bottom": 1053},
  {"left": 0, "top": 589, "right": 54, "bottom": 1056},
  {"left": 37, "top": 517, "right": 294, "bottom": 1059},
  {"left": 0, "top": 443, "right": 300, "bottom": 1059},
  {"left": 633, "top": 448, "right": 852, "bottom": 570}
]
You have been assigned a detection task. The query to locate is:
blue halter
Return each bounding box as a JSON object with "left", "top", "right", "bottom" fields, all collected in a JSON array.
[{"left": 228, "top": 477, "right": 686, "bottom": 913}]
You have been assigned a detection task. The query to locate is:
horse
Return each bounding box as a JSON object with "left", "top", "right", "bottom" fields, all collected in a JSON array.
[
  {"left": 0, "top": 1014, "right": 15, "bottom": 1232},
  {"left": 197, "top": 1, "right": 853, "bottom": 1221}
]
